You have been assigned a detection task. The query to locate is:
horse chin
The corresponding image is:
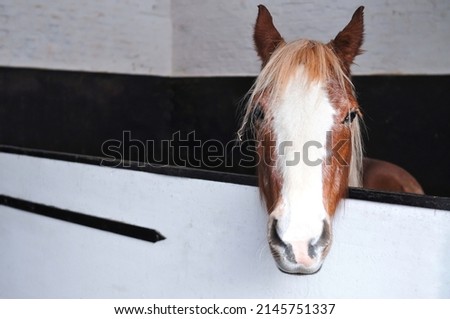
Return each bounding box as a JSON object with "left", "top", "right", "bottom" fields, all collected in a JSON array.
[
  {"left": 277, "top": 263, "right": 323, "bottom": 276},
  {"left": 270, "top": 245, "right": 325, "bottom": 275}
]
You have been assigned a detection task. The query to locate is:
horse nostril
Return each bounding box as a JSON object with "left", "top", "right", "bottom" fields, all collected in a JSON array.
[
  {"left": 308, "top": 220, "right": 331, "bottom": 258},
  {"left": 269, "top": 219, "right": 286, "bottom": 248},
  {"left": 308, "top": 241, "right": 317, "bottom": 259}
]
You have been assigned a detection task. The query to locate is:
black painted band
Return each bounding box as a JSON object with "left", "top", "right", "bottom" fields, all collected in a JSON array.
[{"left": 1, "top": 67, "right": 449, "bottom": 196}]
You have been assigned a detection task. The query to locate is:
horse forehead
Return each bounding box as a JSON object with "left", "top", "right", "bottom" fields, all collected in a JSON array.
[
  {"left": 274, "top": 66, "right": 336, "bottom": 124},
  {"left": 271, "top": 66, "right": 335, "bottom": 177}
]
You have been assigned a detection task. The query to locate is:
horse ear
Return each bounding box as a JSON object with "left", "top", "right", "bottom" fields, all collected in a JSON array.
[
  {"left": 254, "top": 5, "right": 285, "bottom": 66},
  {"left": 330, "top": 6, "right": 365, "bottom": 69}
]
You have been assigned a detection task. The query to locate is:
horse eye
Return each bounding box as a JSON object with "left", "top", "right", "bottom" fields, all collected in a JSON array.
[
  {"left": 342, "top": 111, "right": 357, "bottom": 124},
  {"left": 253, "top": 105, "right": 265, "bottom": 121}
]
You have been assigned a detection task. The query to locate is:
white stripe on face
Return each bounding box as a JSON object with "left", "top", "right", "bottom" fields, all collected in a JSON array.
[{"left": 272, "top": 65, "right": 336, "bottom": 243}]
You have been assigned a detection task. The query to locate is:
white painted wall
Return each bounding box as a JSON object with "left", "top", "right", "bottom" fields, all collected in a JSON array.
[
  {"left": 172, "top": 0, "right": 450, "bottom": 76},
  {"left": 1, "top": 152, "right": 449, "bottom": 298},
  {"left": 1, "top": 0, "right": 449, "bottom": 76},
  {"left": 0, "top": 0, "right": 172, "bottom": 75}
]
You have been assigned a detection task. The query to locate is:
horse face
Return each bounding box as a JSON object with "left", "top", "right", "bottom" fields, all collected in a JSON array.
[{"left": 250, "top": 5, "right": 364, "bottom": 274}]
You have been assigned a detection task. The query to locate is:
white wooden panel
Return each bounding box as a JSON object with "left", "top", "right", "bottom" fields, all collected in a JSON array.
[
  {"left": 0, "top": 0, "right": 171, "bottom": 75},
  {"left": 0, "top": 152, "right": 449, "bottom": 298}
]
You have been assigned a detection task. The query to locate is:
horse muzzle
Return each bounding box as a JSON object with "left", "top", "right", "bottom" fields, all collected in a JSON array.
[{"left": 268, "top": 218, "right": 331, "bottom": 275}]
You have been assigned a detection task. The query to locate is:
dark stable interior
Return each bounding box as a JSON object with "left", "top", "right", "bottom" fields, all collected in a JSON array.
[{"left": 1, "top": 67, "right": 449, "bottom": 197}]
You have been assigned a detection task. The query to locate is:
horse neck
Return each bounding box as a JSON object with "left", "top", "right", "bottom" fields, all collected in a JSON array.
[{"left": 348, "top": 117, "right": 363, "bottom": 188}]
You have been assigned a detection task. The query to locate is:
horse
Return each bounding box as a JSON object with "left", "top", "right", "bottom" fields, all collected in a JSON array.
[{"left": 238, "top": 5, "right": 424, "bottom": 274}]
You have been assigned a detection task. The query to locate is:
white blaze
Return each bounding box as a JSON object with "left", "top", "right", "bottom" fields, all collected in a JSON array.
[{"left": 272, "top": 66, "right": 335, "bottom": 243}]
